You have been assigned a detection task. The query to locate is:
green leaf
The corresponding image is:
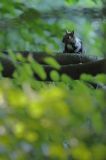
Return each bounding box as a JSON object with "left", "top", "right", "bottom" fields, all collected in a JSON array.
[
  {"left": 44, "top": 57, "right": 60, "bottom": 70},
  {"left": 65, "top": 0, "right": 79, "bottom": 5},
  {"left": 29, "top": 58, "right": 47, "bottom": 80},
  {"left": 50, "top": 70, "right": 60, "bottom": 81},
  {"left": 95, "top": 74, "right": 106, "bottom": 83},
  {"left": 61, "top": 74, "right": 72, "bottom": 83},
  {"left": 91, "top": 112, "right": 104, "bottom": 133}
]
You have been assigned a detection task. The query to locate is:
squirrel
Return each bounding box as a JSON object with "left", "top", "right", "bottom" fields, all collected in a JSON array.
[{"left": 62, "top": 30, "right": 83, "bottom": 54}]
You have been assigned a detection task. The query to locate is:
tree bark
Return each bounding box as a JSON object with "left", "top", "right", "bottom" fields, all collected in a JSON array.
[
  {"left": 2, "top": 51, "right": 99, "bottom": 64},
  {"left": 0, "top": 52, "right": 105, "bottom": 80}
]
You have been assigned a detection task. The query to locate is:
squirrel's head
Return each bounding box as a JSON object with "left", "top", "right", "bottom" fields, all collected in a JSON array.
[{"left": 62, "top": 30, "right": 75, "bottom": 44}]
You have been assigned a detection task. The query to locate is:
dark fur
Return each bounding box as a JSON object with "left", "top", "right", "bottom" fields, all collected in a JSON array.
[{"left": 62, "top": 31, "right": 83, "bottom": 53}]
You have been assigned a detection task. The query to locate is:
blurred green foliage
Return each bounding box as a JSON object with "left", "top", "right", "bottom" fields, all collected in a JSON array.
[
  {"left": 0, "top": 74, "right": 106, "bottom": 160},
  {"left": 0, "top": 0, "right": 105, "bottom": 55},
  {"left": 0, "top": 0, "right": 106, "bottom": 160}
]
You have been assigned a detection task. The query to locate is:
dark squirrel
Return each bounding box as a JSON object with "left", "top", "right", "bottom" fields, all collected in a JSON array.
[{"left": 62, "top": 30, "right": 83, "bottom": 54}]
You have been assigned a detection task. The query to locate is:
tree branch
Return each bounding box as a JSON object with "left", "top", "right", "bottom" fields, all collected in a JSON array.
[
  {"left": 41, "top": 59, "right": 106, "bottom": 80},
  {"left": 0, "top": 52, "right": 105, "bottom": 80},
  {"left": 2, "top": 51, "right": 99, "bottom": 64}
]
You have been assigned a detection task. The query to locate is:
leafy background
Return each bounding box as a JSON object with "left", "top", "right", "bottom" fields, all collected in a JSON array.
[
  {"left": 0, "top": 0, "right": 106, "bottom": 160},
  {"left": 0, "top": 0, "right": 105, "bottom": 55}
]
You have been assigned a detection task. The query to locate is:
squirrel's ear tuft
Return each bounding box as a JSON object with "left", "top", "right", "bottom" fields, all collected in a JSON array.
[
  {"left": 66, "top": 30, "right": 71, "bottom": 34},
  {"left": 66, "top": 30, "right": 68, "bottom": 34},
  {"left": 71, "top": 30, "right": 74, "bottom": 35}
]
